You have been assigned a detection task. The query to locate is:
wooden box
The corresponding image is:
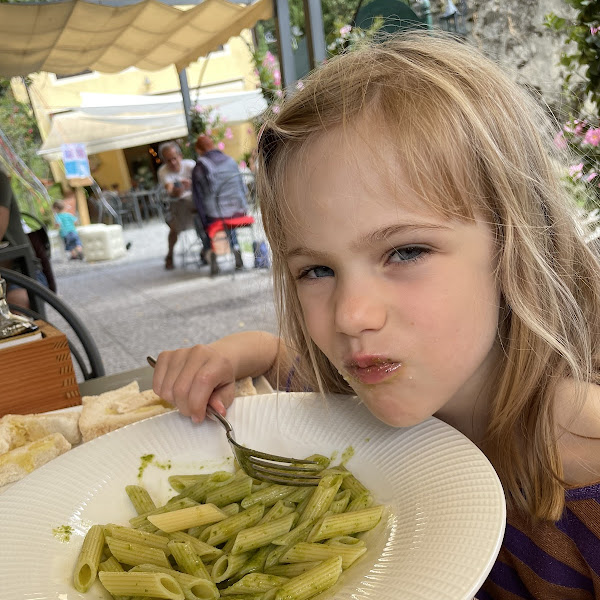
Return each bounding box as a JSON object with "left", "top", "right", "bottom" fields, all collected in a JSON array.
[{"left": 0, "top": 320, "right": 81, "bottom": 416}]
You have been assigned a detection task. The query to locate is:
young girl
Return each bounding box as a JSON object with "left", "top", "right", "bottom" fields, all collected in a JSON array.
[{"left": 152, "top": 32, "right": 600, "bottom": 598}]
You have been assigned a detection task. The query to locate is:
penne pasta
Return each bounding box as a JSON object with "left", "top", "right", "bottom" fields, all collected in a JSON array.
[
  {"left": 273, "top": 555, "right": 343, "bottom": 600},
  {"left": 73, "top": 524, "right": 105, "bottom": 592},
  {"left": 307, "top": 505, "right": 384, "bottom": 542},
  {"left": 233, "top": 544, "right": 272, "bottom": 580},
  {"left": 265, "top": 561, "right": 323, "bottom": 578},
  {"left": 126, "top": 484, "right": 157, "bottom": 514},
  {"left": 169, "top": 471, "right": 234, "bottom": 504},
  {"left": 298, "top": 474, "right": 343, "bottom": 524},
  {"left": 168, "top": 474, "right": 212, "bottom": 492},
  {"left": 147, "top": 503, "right": 228, "bottom": 533},
  {"left": 211, "top": 551, "right": 252, "bottom": 583},
  {"left": 104, "top": 523, "right": 170, "bottom": 552},
  {"left": 98, "top": 571, "right": 184, "bottom": 600},
  {"left": 230, "top": 513, "right": 296, "bottom": 555},
  {"left": 105, "top": 535, "right": 171, "bottom": 568},
  {"left": 130, "top": 497, "right": 198, "bottom": 529},
  {"left": 200, "top": 503, "right": 265, "bottom": 547},
  {"left": 240, "top": 484, "right": 298, "bottom": 509},
  {"left": 205, "top": 474, "right": 253, "bottom": 507},
  {"left": 338, "top": 466, "right": 370, "bottom": 499},
  {"left": 280, "top": 541, "right": 367, "bottom": 569},
  {"left": 167, "top": 531, "right": 223, "bottom": 561},
  {"left": 168, "top": 540, "right": 211, "bottom": 579},
  {"left": 130, "top": 563, "right": 219, "bottom": 600},
  {"left": 220, "top": 572, "right": 289, "bottom": 595}
]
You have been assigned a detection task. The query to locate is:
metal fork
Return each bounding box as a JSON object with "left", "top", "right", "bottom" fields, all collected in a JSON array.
[{"left": 147, "top": 356, "right": 324, "bottom": 486}]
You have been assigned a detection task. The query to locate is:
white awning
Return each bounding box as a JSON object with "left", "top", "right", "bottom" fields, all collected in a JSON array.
[
  {"left": 0, "top": 0, "right": 272, "bottom": 77},
  {"left": 38, "top": 89, "right": 267, "bottom": 160}
]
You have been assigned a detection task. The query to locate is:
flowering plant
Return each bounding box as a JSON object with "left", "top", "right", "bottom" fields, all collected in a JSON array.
[
  {"left": 555, "top": 118, "right": 600, "bottom": 210},
  {"left": 326, "top": 19, "right": 383, "bottom": 57},
  {"left": 188, "top": 104, "right": 233, "bottom": 151}
]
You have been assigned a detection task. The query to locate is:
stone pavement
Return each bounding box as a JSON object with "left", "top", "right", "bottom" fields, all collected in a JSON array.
[{"left": 47, "top": 219, "right": 277, "bottom": 380}]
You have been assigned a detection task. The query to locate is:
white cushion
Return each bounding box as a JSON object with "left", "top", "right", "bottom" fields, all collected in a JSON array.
[{"left": 76, "top": 224, "right": 126, "bottom": 262}]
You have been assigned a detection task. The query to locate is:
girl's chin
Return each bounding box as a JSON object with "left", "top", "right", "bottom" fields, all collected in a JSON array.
[
  {"left": 360, "top": 398, "right": 428, "bottom": 428},
  {"left": 351, "top": 384, "right": 430, "bottom": 428}
]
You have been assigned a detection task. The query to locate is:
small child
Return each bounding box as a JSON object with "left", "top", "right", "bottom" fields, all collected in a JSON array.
[
  {"left": 52, "top": 199, "right": 83, "bottom": 260},
  {"left": 152, "top": 32, "right": 600, "bottom": 598}
]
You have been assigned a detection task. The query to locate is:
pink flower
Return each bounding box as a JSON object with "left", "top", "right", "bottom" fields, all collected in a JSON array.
[
  {"left": 239, "top": 161, "right": 247, "bottom": 170},
  {"left": 584, "top": 128, "right": 600, "bottom": 146},
  {"left": 296, "top": 80, "right": 305, "bottom": 90},
  {"left": 264, "top": 51, "right": 276, "bottom": 67},
  {"left": 273, "top": 69, "right": 281, "bottom": 87},
  {"left": 276, "top": 89, "right": 283, "bottom": 98},
  {"left": 591, "top": 25, "right": 600, "bottom": 35},
  {"left": 225, "top": 127, "right": 233, "bottom": 140},
  {"left": 587, "top": 172, "right": 598, "bottom": 182},
  {"left": 553, "top": 131, "right": 567, "bottom": 150},
  {"left": 340, "top": 24, "right": 352, "bottom": 36},
  {"left": 272, "top": 104, "right": 281, "bottom": 114},
  {"left": 217, "top": 142, "right": 225, "bottom": 151},
  {"left": 569, "top": 163, "right": 584, "bottom": 179}
]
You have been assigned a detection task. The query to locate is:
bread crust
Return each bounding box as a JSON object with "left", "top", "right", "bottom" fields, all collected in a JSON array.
[
  {"left": 0, "top": 432, "right": 71, "bottom": 486},
  {"left": 0, "top": 412, "right": 80, "bottom": 454}
]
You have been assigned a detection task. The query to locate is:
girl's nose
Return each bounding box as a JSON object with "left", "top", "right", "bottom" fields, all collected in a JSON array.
[{"left": 333, "top": 280, "right": 387, "bottom": 337}]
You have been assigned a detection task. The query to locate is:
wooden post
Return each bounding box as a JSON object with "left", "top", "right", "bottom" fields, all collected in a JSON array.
[{"left": 68, "top": 177, "right": 92, "bottom": 225}]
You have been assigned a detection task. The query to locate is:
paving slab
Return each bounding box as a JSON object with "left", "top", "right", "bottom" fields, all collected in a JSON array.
[{"left": 47, "top": 219, "right": 277, "bottom": 381}]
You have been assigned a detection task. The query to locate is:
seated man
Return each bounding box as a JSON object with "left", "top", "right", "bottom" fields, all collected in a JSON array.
[
  {"left": 0, "top": 168, "right": 46, "bottom": 311},
  {"left": 192, "top": 135, "right": 249, "bottom": 273},
  {"left": 157, "top": 141, "right": 196, "bottom": 270}
]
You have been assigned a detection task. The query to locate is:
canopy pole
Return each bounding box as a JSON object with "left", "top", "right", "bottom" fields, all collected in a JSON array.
[
  {"left": 273, "top": 0, "right": 296, "bottom": 90},
  {"left": 303, "top": 0, "right": 326, "bottom": 68},
  {"left": 179, "top": 68, "right": 193, "bottom": 139}
]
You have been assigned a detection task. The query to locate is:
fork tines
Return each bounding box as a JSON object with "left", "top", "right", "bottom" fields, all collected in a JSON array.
[{"left": 242, "top": 451, "right": 325, "bottom": 486}]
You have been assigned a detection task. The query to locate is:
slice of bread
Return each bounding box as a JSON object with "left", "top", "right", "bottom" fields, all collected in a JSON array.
[
  {"left": 79, "top": 382, "right": 174, "bottom": 443},
  {"left": 0, "top": 432, "right": 71, "bottom": 486},
  {"left": 234, "top": 376, "right": 257, "bottom": 398},
  {"left": 0, "top": 411, "right": 81, "bottom": 455}
]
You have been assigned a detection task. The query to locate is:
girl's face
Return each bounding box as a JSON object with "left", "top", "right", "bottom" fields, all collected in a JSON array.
[{"left": 283, "top": 130, "right": 502, "bottom": 431}]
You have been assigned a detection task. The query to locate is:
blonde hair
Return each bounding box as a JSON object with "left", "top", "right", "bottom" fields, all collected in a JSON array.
[{"left": 256, "top": 31, "right": 600, "bottom": 521}]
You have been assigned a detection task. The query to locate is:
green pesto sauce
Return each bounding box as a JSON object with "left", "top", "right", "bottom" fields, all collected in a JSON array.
[
  {"left": 340, "top": 446, "right": 355, "bottom": 466},
  {"left": 329, "top": 450, "right": 339, "bottom": 462},
  {"left": 137, "top": 454, "right": 172, "bottom": 479},
  {"left": 52, "top": 524, "right": 73, "bottom": 542}
]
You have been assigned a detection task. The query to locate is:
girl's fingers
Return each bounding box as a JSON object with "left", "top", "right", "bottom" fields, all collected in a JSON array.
[{"left": 152, "top": 346, "right": 236, "bottom": 422}]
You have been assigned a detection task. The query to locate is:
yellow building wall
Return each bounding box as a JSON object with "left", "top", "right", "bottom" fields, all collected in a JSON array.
[
  {"left": 13, "top": 31, "right": 260, "bottom": 188},
  {"left": 92, "top": 149, "right": 132, "bottom": 192}
]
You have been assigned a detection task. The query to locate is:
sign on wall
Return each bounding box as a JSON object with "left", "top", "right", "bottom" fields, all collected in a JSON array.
[{"left": 61, "top": 143, "right": 91, "bottom": 180}]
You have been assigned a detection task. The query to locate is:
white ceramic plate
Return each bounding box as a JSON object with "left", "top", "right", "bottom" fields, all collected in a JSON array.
[{"left": 0, "top": 392, "right": 505, "bottom": 600}]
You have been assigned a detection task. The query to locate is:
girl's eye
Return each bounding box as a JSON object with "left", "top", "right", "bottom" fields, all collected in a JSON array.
[
  {"left": 388, "top": 246, "right": 430, "bottom": 264},
  {"left": 298, "top": 265, "right": 334, "bottom": 279}
]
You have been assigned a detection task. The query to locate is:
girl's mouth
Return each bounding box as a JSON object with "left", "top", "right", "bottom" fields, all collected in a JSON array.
[{"left": 344, "top": 359, "right": 403, "bottom": 385}]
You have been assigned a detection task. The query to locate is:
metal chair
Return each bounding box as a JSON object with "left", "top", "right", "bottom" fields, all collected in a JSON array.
[
  {"left": 104, "top": 191, "right": 140, "bottom": 227},
  {"left": 0, "top": 268, "right": 105, "bottom": 380}
]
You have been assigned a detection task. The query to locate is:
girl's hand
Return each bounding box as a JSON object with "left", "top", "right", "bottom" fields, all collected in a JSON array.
[{"left": 152, "top": 346, "right": 236, "bottom": 423}]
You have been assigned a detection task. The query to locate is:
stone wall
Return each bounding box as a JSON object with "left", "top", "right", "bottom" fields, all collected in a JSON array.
[{"left": 418, "top": 0, "right": 575, "bottom": 109}]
